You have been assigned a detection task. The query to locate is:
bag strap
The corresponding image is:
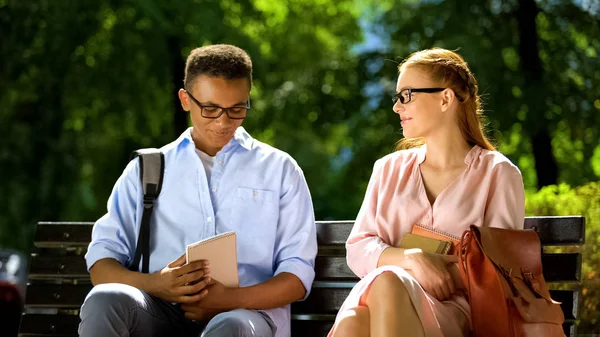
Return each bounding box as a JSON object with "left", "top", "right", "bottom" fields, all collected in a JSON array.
[{"left": 130, "top": 148, "right": 165, "bottom": 273}]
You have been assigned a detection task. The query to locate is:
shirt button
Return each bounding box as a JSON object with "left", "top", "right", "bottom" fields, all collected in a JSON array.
[
  {"left": 218, "top": 160, "right": 223, "bottom": 165},
  {"left": 207, "top": 216, "right": 212, "bottom": 222},
  {"left": 425, "top": 215, "right": 430, "bottom": 219},
  {"left": 212, "top": 188, "right": 217, "bottom": 193},
  {"left": 253, "top": 191, "right": 259, "bottom": 196}
]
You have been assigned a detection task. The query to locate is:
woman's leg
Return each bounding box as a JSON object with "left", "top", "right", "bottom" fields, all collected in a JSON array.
[
  {"left": 330, "top": 306, "right": 370, "bottom": 337},
  {"left": 365, "top": 271, "right": 424, "bottom": 337}
]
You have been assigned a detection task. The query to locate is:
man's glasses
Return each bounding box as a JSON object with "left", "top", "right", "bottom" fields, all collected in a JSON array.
[
  {"left": 185, "top": 90, "right": 251, "bottom": 120},
  {"left": 392, "top": 88, "right": 463, "bottom": 105}
]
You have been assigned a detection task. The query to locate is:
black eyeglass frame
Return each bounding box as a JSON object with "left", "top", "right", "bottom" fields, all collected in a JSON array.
[
  {"left": 185, "top": 89, "right": 251, "bottom": 120},
  {"left": 392, "top": 88, "right": 463, "bottom": 105}
]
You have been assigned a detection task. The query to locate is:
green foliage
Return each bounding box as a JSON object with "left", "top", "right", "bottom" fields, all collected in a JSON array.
[
  {"left": 0, "top": 0, "right": 369, "bottom": 249},
  {"left": 359, "top": 0, "right": 600, "bottom": 188},
  {"left": 526, "top": 182, "right": 600, "bottom": 332},
  {"left": 0, "top": 0, "right": 599, "bottom": 331}
]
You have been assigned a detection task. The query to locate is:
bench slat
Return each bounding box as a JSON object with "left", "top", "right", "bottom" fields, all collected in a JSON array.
[
  {"left": 17, "top": 312, "right": 577, "bottom": 337},
  {"left": 27, "top": 253, "right": 581, "bottom": 283},
  {"left": 19, "top": 313, "right": 80, "bottom": 336},
  {"left": 29, "top": 255, "right": 89, "bottom": 279},
  {"left": 541, "top": 253, "right": 581, "bottom": 282},
  {"left": 17, "top": 313, "right": 337, "bottom": 337},
  {"left": 523, "top": 216, "right": 585, "bottom": 245},
  {"left": 23, "top": 283, "right": 578, "bottom": 321},
  {"left": 315, "top": 216, "right": 585, "bottom": 246},
  {"left": 35, "top": 223, "right": 94, "bottom": 248},
  {"left": 34, "top": 216, "right": 585, "bottom": 247},
  {"left": 25, "top": 284, "right": 92, "bottom": 309}
]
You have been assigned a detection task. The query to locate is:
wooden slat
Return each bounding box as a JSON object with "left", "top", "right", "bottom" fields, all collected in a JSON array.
[
  {"left": 315, "top": 255, "right": 355, "bottom": 280},
  {"left": 34, "top": 223, "right": 94, "bottom": 248},
  {"left": 315, "top": 216, "right": 585, "bottom": 246},
  {"left": 294, "top": 281, "right": 354, "bottom": 314},
  {"left": 550, "top": 290, "right": 579, "bottom": 321},
  {"left": 19, "top": 313, "right": 80, "bottom": 336},
  {"left": 25, "top": 284, "right": 92, "bottom": 308},
  {"left": 18, "top": 313, "right": 335, "bottom": 337},
  {"left": 35, "top": 217, "right": 585, "bottom": 247},
  {"left": 541, "top": 253, "right": 581, "bottom": 282},
  {"left": 314, "top": 253, "right": 581, "bottom": 283},
  {"left": 523, "top": 216, "right": 585, "bottom": 245},
  {"left": 27, "top": 251, "right": 581, "bottom": 284},
  {"left": 315, "top": 221, "right": 353, "bottom": 245},
  {"left": 291, "top": 318, "right": 334, "bottom": 336},
  {"left": 19, "top": 293, "right": 577, "bottom": 337},
  {"left": 28, "top": 255, "right": 89, "bottom": 279}
]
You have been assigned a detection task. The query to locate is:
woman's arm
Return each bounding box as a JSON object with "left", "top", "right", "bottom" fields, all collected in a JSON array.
[
  {"left": 346, "top": 160, "right": 392, "bottom": 277},
  {"left": 483, "top": 162, "right": 526, "bottom": 230}
]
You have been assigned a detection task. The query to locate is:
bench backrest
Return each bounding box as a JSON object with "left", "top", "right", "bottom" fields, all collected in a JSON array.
[{"left": 19, "top": 217, "right": 585, "bottom": 337}]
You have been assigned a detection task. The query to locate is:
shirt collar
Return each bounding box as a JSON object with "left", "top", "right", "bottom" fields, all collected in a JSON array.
[{"left": 176, "top": 127, "right": 254, "bottom": 152}]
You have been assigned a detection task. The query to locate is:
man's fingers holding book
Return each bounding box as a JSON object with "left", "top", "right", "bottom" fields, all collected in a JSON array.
[
  {"left": 177, "top": 287, "right": 209, "bottom": 304},
  {"left": 178, "top": 276, "right": 212, "bottom": 298},
  {"left": 178, "top": 268, "right": 210, "bottom": 286},
  {"left": 175, "top": 259, "right": 210, "bottom": 277}
]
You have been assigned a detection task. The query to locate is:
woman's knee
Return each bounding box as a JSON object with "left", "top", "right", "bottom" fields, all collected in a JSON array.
[
  {"left": 80, "top": 283, "right": 144, "bottom": 318},
  {"left": 367, "top": 272, "right": 411, "bottom": 306},
  {"left": 332, "top": 307, "right": 369, "bottom": 337}
]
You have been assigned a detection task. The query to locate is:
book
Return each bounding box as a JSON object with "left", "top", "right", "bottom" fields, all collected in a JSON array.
[
  {"left": 411, "top": 224, "right": 461, "bottom": 255},
  {"left": 185, "top": 231, "right": 239, "bottom": 287},
  {"left": 399, "top": 232, "right": 453, "bottom": 254}
]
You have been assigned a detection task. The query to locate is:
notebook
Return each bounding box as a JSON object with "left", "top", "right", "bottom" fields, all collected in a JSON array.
[
  {"left": 411, "top": 224, "right": 461, "bottom": 255},
  {"left": 185, "top": 231, "right": 239, "bottom": 287},
  {"left": 399, "top": 232, "right": 453, "bottom": 255}
]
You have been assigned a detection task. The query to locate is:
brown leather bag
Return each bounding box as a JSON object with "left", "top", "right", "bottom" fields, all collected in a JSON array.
[{"left": 457, "top": 225, "right": 565, "bottom": 337}]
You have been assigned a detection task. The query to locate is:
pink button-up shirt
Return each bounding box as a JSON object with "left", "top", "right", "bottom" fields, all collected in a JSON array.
[{"left": 346, "top": 144, "right": 525, "bottom": 278}]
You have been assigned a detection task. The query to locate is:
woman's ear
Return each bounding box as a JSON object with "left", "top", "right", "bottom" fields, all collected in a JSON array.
[
  {"left": 440, "top": 88, "right": 456, "bottom": 112},
  {"left": 178, "top": 89, "right": 191, "bottom": 111}
]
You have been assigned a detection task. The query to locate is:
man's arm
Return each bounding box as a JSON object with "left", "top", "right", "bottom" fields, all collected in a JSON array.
[
  {"left": 233, "top": 272, "right": 305, "bottom": 308},
  {"left": 185, "top": 272, "right": 305, "bottom": 312},
  {"left": 90, "top": 258, "right": 153, "bottom": 289},
  {"left": 91, "top": 255, "right": 212, "bottom": 304},
  {"left": 86, "top": 158, "right": 210, "bottom": 303}
]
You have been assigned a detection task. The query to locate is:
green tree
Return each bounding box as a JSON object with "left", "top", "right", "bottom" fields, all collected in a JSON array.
[
  {"left": 349, "top": 0, "right": 600, "bottom": 191},
  {"left": 0, "top": 0, "right": 371, "bottom": 249}
]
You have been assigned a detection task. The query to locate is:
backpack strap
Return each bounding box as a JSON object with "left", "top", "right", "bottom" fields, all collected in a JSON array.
[{"left": 130, "top": 148, "right": 165, "bottom": 273}]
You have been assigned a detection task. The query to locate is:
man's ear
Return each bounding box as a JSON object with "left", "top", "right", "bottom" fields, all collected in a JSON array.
[
  {"left": 178, "top": 89, "right": 190, "bottom": 111},
  {"left": 440, "top": 88, "right": 456, "bottom": 112}
]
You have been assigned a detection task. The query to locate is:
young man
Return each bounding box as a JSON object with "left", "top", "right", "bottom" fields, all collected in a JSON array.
[{"left": 79, "top": 44, "right": 317, "bottom": 337}]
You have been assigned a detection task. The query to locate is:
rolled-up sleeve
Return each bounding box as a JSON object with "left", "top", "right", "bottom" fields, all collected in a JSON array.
[
  {"left": 346, "top": 159, "right": 391, "bottom": 278},
  {"left": 484, "top": 162, "right": 525, "bottom": 230},
  {"left": 85, "top": 158, "right": 141, "bottom": 271},
  {"left": 272, "top": 163, "right": 317, "bottom": 301}
]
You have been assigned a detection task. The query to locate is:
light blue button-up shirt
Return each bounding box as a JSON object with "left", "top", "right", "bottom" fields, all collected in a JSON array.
[{"left": 86, "top": 127, "right": 318, "bottom": 337}]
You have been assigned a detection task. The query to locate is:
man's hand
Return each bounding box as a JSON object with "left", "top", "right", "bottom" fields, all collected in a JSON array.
[
  {"left": 147, "top": 254, "right": 212, "bottom": 304},
  {"left": 181, "top": 279, "right": 235, "bottom": 320},
  {"left": 180, "top": 306, "right": 224, "bottom": 321}
]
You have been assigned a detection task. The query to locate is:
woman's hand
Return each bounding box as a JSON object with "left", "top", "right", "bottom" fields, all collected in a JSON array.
[{"left": 404, "top": 250, "right": 458, "bottom": 301}]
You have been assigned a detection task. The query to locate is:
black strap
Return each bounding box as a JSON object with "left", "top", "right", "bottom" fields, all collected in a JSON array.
[{"left": 130, "top": 149, "right": 164, "bottom": 273}]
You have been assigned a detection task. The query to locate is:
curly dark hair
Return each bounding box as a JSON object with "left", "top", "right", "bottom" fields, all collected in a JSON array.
[{"left": 184, "top": 44, "right": 253, "bottom": 90}]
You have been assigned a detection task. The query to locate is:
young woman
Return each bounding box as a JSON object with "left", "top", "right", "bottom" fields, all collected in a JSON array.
[{"left": 328, "top": 48, "right": 525, "bottom": 337}]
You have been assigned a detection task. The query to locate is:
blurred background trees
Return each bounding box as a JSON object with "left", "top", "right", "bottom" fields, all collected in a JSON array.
[{"left": 1, "top": 0, "right": 598, "bottom": 331}]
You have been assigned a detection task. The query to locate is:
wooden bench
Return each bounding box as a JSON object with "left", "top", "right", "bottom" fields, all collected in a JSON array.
[{"left": 19, "top": 216, "right": 585, "bottom": 336}]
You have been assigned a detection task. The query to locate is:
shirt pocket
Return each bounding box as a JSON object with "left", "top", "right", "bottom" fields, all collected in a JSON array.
[
  {"left": 230, "top": 187, "right": 278, "bottom": 265},
  {"left": 236, "top": 187, "right": 277, "bottom": 204}
]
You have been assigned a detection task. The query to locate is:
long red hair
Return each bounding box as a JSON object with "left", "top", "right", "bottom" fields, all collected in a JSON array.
[{"left": 395, "top": 48, "right": 495, "bottom": 151}]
